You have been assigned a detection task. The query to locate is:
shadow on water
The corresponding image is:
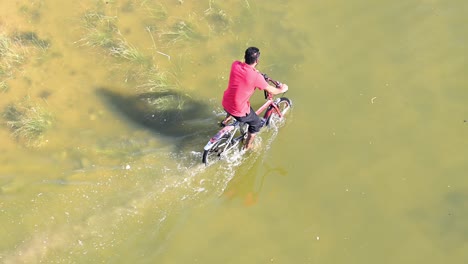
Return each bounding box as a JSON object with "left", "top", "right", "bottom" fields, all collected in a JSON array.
[{"left": 97, "top": 88, "right": 220, "bottom": 152}]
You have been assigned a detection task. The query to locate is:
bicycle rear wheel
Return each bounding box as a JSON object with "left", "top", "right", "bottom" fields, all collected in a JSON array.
[
  {"left": 265, "top": 97, "right": 292, "bottom": 127},
  {"left": 203, "top": 132, "right": 247, "bottom": 165},
  {"left": 202, "top": 134, "right": 229, "bottom": 165},
  {"left": 203, "top": 128, "right": 247, "bottom": 165}
]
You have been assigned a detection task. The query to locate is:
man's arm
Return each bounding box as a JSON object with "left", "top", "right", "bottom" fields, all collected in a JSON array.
[{"left": 264, "top": 83, "right": 289, "bottom": 95}]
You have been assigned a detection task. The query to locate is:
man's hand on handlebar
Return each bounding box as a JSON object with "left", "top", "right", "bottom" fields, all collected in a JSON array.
[
  {"left": 261, "top": 72, "right": 288, "bottom": 95},
  {"left": 264, "top": 82, "right": 288, "bottom": 95},
  {"left": 279, "top": 83, "right": 289, "bottom": 93}
]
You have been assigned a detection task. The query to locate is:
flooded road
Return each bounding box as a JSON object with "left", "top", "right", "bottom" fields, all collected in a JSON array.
[{"left": 1, "top": 0, "right": 467, "bottom": 263}]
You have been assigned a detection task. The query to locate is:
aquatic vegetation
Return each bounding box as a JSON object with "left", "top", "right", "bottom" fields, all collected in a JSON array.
[
  {"left": 0, "top": 32, "right": 27, "bottom": 72},
  {"left": 19, "top": 3, "right": 42, "bottom": 23},
  {"left": 1, "top": 30, "right": 50, "bottom": 88},
  {"left": 144, "top": 93, "right": 186, "bottom": 111},
  {"left": 138, "top": 67, "right": 173, "bottom": 92},
  {"left": 13, "top": 31, "right": 50, "bottom": 50},
  {"left": 81, "top": 27, "right": 116, "bottom": 48},
  {"left": 204, "top": 1, "right": 231, "bottom": 32},
  {"left": 78, "top": 11, "right": 118, "bottom": 48},
  {"left": 159, "top": 20, "right": 198, "bottom": 44},
  {"left": 1, "top": 31, "right": 46, "bottom": 93},
  {"left": 206, "top": 9, "right": 230, "bottom": 28},
  {"left": 0, "top": 80, "right": 8, "bottom": 93},
  {"left": 108, "top": 37, "right": 148, "bottom": 63},
  {"left": 79, "top": 11, "right": 149, "bottom": 64},
  {"left": 142, "top": 2, "right": 167, "bottom": 20},
  {"left": 120, "top": 0, "right": 135, "bottom": 13},
  {"left": 3, "top": 98, "right": 53, "bottom": 147}
]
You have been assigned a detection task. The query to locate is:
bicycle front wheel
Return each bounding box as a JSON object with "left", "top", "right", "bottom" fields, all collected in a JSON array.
[{"left": 265, "top": 97, "right": 292, "bottom": 127}]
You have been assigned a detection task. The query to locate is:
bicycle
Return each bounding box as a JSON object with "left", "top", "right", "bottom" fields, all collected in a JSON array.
[{"left": 202, "top": 74, "right": 292, "bottom": 165}]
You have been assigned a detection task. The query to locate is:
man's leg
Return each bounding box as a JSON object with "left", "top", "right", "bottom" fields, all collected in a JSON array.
[
  {"left": 235, "top": 107, "right": 262, "bottom": 150},
  {"left": 244, "top": 132, "right": 257, "bottom": 150}
]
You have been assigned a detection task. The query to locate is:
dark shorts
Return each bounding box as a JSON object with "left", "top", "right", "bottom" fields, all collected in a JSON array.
[{"left": 230, "top": 107, "right": 262, "bottom": 134}]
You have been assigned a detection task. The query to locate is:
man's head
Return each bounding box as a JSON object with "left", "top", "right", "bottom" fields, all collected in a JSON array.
[{"left": 244, "top": 47, "right": 260, "bottom": 65}]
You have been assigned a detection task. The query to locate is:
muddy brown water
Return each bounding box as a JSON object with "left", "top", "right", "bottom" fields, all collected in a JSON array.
[{"left": 1, "top": 1, "right": 467, "bottom": 263}]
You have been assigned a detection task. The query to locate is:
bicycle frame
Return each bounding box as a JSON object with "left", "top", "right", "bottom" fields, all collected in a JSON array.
[
  {"left": 256, "top": 92, "right": 285, "bottom": 121},
  {"left": 203, "top": 74, "right": 289, "bottom": 163},
  {"left": 204, "top": 91, "right": 284, "bottom": 152}
]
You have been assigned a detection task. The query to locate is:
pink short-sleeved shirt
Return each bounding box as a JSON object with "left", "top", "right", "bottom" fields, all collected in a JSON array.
[{"left": 222, "top": 61, "right": 269, "bottom": 117}]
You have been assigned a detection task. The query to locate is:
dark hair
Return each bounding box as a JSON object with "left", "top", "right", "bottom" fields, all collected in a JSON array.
[{"left": 244, "top": 47, "right": 260, "bottom": 65}]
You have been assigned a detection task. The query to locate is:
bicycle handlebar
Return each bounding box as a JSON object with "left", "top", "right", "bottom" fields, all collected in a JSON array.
[
  {"left": 261, "top": 73, "right": 282, "bottom": 88},
  {"left": 261, "top": 73, "right": 285, "bottom": 99}
]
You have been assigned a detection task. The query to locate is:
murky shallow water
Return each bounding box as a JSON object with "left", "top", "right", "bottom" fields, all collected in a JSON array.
[{"left": 1, "top": 0, "right": 467, "bottom": 263}]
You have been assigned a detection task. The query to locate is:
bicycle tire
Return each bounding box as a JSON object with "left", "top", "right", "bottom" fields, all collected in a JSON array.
[
  {"left": 265, "top": 97, "right": 292, "bottom": 127},
  {"left": 202, "top": 133, "right": 232, "bottom": 165}
]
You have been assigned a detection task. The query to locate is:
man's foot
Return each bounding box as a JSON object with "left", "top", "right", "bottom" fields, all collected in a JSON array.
[
  {"left": 243, "top": 132, "right": 257, "bottom": 151},
  {"left": 242, "top": 144, "right": 253, "bottom": 151},
  {"left": 242, "top": 141, "right": 261, "bottom": 152}
]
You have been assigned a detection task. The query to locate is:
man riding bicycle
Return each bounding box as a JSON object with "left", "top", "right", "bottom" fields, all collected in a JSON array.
[{"left": 222, "top": 47, "right": 289, "bottom": 150}]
